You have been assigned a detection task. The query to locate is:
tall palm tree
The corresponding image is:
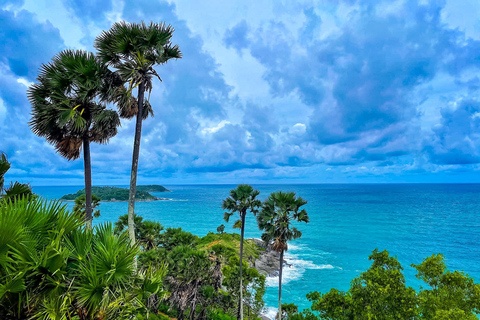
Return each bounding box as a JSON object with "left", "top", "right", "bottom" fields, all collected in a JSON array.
[
  {"left": 222, "top": 184, "right": 261, "bottom": 320},
  {"left": 257, "top": 191, "right": 309, "bottom": 320},
  {"left": 29, "top": 50, "right": 121, "bottom": 228},
  {"left": 94, "top": 21, "right": 181, "bottom": 246}
]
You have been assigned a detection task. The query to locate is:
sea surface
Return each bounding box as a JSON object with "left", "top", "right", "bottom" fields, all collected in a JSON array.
[{"left": 32, "top": 184, "right": 480, "bottom": 316}]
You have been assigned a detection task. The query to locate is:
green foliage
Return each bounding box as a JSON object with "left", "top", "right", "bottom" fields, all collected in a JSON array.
[
  {"left": 282, "top": 303, "right": 299, "bottom": 318},
  {"left": 217, "top": 224, "right": 225, "bottom": 234},
  {"left": 197, "top": 232, "right": 262, "bottom": 261},
  {"left": 160, "top": 227, "right": 198, "bottom": 250},
  {"left": 222, "top": 184, "right": 261, "bottom": 224},
  {"left": 257, "top": 191, "right": 309, "bottom": 252},
  {"left": 73, "top": 193, "right": 101, "bottom": 218},
  {"left": 0, "top": 153, "right": 35, "bottom": 204},
  {"left": 62, "top": 186, "right": 156, "bottom": 201},
  {"left": 0, "top": 152, "right": 10, "bottom": 192},
  {"left": 94, "top": 21, "right": 181, "bottom": 120},
  {"left": 136, "top": 185, "right": 170, "bottom": 192},
  {"left": 115, "top": 214, "right": 164, "bottom": 251},
  {"left": 222, "top": 185, "right": 262, "bottom": 319},
  {"left": 412, "top": 254, "right": 480, "bottom": 318},
  {"left": 222, "top": 256, "right": 266, "bottom": 317},
  {"left": 208, "top": 310, "right": 237, "bottom": 320},
  {"left": 300, "top": 250, "right": 480, "bottom": 319},
  {"left": 28, "top": 50, "right": 120, "bottom": 160},
  {"left": 0, "top": 198, "right": 167, "bottom": 319}
]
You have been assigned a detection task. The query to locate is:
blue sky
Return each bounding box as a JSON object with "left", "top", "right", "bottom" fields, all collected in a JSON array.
[{"left": 1, "top": 0, "right": 480, "bottom": 185}]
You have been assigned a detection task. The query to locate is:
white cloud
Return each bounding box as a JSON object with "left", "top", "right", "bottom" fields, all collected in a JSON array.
[
  {"left": 290, "top": 123, "right": 306, "bottom": 135},
  {"left": 17, "top": 78, "right": 33, "bottom": 88},
  {"left": 201, "top": 120, "right": 231, "bottom": 134}
]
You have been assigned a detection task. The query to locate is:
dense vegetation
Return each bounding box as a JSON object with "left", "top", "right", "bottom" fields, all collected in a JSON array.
[
  {"left": 61, "top": 186, "right": 157, "bottom": 201},
  {"left": 0, "top": 198, "right": 167, "bottom": 320},
  {"left": 282, "top": 250, "right": 480, "bottom": 320},
  {"left": 137, "top": 185, "right": 171, "bottom": 193}
]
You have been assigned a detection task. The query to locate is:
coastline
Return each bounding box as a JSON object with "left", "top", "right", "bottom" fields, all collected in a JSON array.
[{"left": 60, "top": 197, "right": 186, "bottom": 202}]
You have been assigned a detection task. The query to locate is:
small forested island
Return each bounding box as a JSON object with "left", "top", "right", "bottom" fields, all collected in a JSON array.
[
  {"left": 137, "top": 185, "right": 171, "bottom": 192},
  {"left": 60, "top": 185, "right": 170, "bottom": 201}
]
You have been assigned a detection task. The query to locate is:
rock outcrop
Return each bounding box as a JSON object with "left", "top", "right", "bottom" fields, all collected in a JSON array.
[{"left": 251, "top": 238, "right": 286, "bottom": 277}]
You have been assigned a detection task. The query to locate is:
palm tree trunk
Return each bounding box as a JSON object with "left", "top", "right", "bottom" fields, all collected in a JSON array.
[
  {"left": 127, "top": 80, "right": 146, "bottom": 248},
  {"left": 238, "top": 213, "right": 246, "bottom": 320},
  {"left": 83, "top": 136, "right": 92, "bottom": 229},
  {"left": 278, "top": 249, "right": 284, "bottom": 320}
]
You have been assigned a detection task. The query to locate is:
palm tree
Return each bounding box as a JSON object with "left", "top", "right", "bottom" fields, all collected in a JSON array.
[
  {"left": 257, "top": 191, "right": 309, "bottom": 320},
  {"left": 0, "top": 153, "right": 9, "bottom": 192},
  {"left": 73, "top": 194, "right": 101, "bottom": 218},
  {"left": 94, "top": 21, "right": 181, "bottom": 246},
  {"left": 29, "top": 50, "right": 120, "bottom": 228},
  {"left": 0, "top": 152, "right": 34, "bottom": 204},
  {"left": 222, "top": 184, "right": 261, "bottom": 320}
]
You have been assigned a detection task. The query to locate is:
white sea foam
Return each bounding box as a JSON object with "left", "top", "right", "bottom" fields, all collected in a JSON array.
[
  {"left": 265, "top": 247, "right": 336, "bottom": 287},
  {"left": 263, "top": 307, "right": 278, "bottom": 320}
]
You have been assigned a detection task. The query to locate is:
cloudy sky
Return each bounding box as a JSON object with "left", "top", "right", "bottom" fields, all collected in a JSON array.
[{"left": 1, "top": 0, "right": 480, "bottom": 185}]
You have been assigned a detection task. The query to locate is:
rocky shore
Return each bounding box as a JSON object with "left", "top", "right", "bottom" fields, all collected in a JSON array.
[{"left": 251, "top": 238, "right": 288, "bottom": 277}]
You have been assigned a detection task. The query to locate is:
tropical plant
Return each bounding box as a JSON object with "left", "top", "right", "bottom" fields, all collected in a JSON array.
[
  {"left": 0, "top": 152, "right": 34, "bottom": 204},
  {"left": 412, "top": 254, "right": 480, "bottom": 319},
  {"left": 0, "top": 198, "right": 83, "bottom": 318},
  {"left": 74, "top": 193, "right": 101, "bottom": 218},
  {"left": 257, "top": 191, "right": 309, "bottom": 319},
  {"left": 0, "top": 152, "right": 9, "bottom": 192},
  {"left": 94, "top": 21, "right": 181, "bottom": 246},
  {"left": 0, "top": 197, "right": 167, "bottom": 319},
  {"left": 222, "top": 256, "right": 266, "bottom": 319},
  {"left": 299, "top": 250, "right": 480, "bottom": 319},
  {"left": 115, "top": 213, "right": 164, "bottom": 250},
  {"left": 222, "top": 184, "right": 261, "bottom": 320},
  {"left": 28, "top": 50, "right": 121, "bottom": 228}
]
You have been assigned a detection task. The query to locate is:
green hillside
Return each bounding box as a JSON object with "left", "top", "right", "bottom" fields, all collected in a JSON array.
[
  {"left": 60, "top": 186, "right": 157, "bottom": 201},
  {"left": 136, "top": 185, "right": 170, "bottom": 192}
]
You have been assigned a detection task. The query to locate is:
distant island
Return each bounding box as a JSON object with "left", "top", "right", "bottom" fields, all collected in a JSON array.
[
  {"left": 60, "top": 185, "right": 170, "bottom": 201},
  {"left": 136, "top": 185, "right": 170, "bottom": 193}
]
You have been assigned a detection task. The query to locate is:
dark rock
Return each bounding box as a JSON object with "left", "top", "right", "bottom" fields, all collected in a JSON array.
[{"left": 251, "top": 238, "right": 288, "bottom": 277}]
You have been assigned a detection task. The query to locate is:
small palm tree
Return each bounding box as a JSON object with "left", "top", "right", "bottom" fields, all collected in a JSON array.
[
  {"left": 0, "top": 153, "right": 34, "bottom": 204},
  {"left": 0, "top": 153, "right": 9, "bottom": 192},
  {"left": 94, "top": 21, "right": 181, "bottom": 246},
  {"left": 73, "top": 194, "right": 101, "bottom": 218},
  {"left": 257, "top": 191, "right": 309, "bottom": 320},
  {"left": 222, "top": 184, "right": 261, "bottom": 320},
  {"left": 29, "top": 50, "right": 121, "bottom": 228}
]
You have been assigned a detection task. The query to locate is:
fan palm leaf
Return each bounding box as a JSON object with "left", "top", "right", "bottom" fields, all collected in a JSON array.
[
  {"left": 29, "top": 50, "right": 121, "bottom": 228},
  {"left": 257, "top": 191, "right": 309, "bottom": 320},
  {"left": 222, "top": 184, "right": 261, "bottom": 320},
  {"left": 94, "top": 20, "right": 181, "bottom": 250}
]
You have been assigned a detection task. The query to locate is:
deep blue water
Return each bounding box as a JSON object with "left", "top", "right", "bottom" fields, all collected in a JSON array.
[{"left": 32, "top": 184, "right": 480, "bottom": 315}]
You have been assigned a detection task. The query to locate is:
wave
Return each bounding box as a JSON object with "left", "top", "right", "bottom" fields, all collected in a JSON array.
[
  {"left": 264, "top": 247, "right": 336, "bottom": 287},
  {"left": 263, "top": 307, "right": 278, "bottom": 320}
]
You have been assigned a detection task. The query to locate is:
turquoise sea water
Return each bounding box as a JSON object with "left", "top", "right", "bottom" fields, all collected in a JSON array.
[{"left": 32, "top": 184, "right": 480, "bottom": 315}]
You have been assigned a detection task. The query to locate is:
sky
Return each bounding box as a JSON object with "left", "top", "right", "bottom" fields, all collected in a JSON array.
[{"left": 1, "top": 0, "right": 480, "bottom": 185}]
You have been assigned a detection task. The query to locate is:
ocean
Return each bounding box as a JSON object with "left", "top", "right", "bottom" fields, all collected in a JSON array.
[{"left": 32, "top": 184, "right": 480, "bottom": 315}]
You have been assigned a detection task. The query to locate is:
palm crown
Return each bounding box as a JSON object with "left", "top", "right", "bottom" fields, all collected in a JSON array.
[
  {"left": 94, "top": 21, "right": 182, "bottom": 120},
  {"left": 257, "top": 191, "right": 310, "bottom": 252},
  {"left": 28, "top": 50, "right": 120, "bottom": 160},
  {"left": 223, "top": 184, "right": 261, "bottom": 224}
]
